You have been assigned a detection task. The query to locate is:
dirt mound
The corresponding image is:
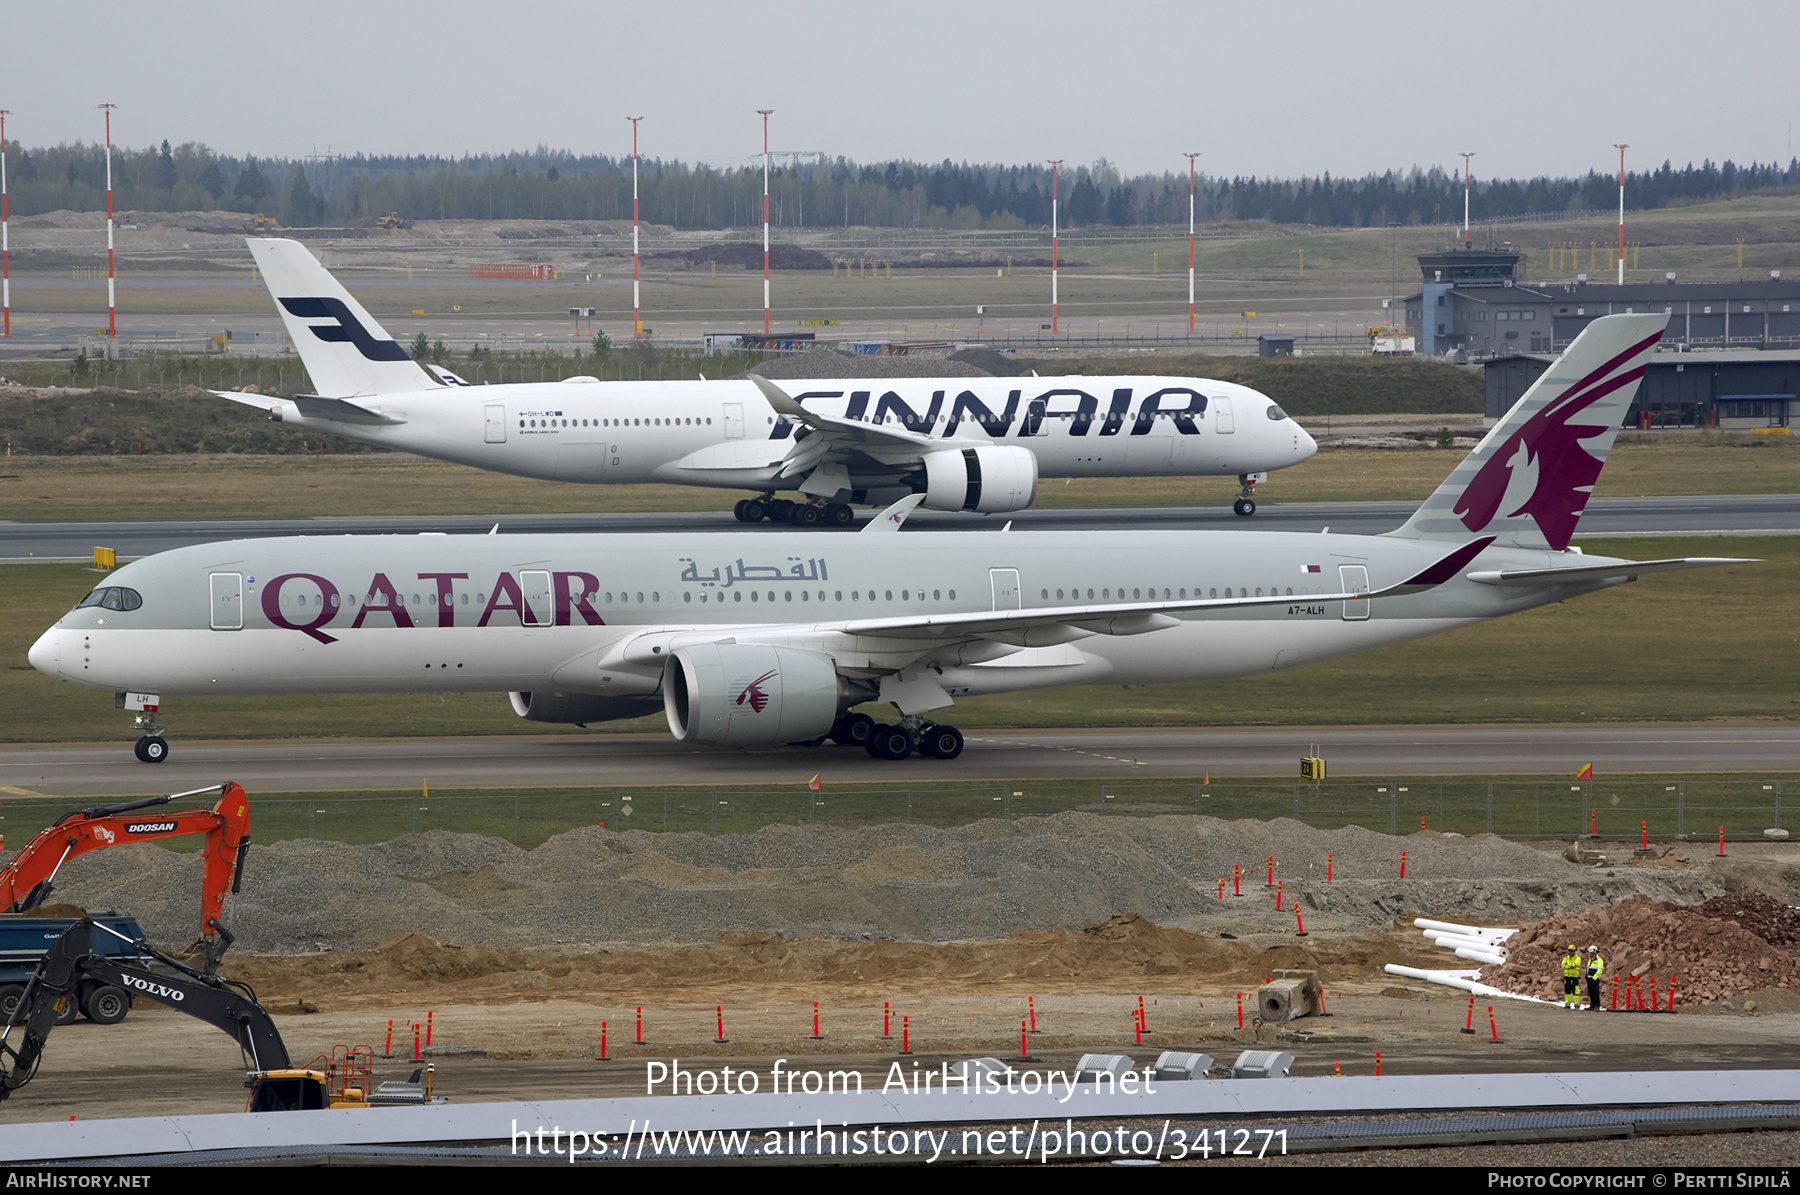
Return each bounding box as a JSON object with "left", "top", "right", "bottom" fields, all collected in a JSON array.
[
  {"left": 1689, "top": 892, "right": 1800, "bottom": 950},
  {"left": 671, "top": 242, "right": 829, "bottom": 270},
  {"left": 1477, "top": 893, "right": 1800, "bottom": 1005}
]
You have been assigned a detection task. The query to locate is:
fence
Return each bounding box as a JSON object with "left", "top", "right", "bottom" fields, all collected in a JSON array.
[{"left": 0, "top": 779, "right": 1783, "bottom": 853}]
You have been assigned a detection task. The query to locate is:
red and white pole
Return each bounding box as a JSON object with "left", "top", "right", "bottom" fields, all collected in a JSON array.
[
  {"left": 628, "top": 116, "right": 642, "bottom": 338},
  {"left": 1, "top": 109, "right": 10, "bottom": 337},
  {"left": 1614, "top": 144, "right": 1628, "bottom": 285},
  {"left": 1185, "top": 152, "right": 1198, "bottom": 334},
  {"left": 759, "top": 110, "right": 772, "bottom": 336},
  {"left": 1459, "top": 152, "right": 1474, "bottom": 249},
  {"left": 101, "top": 104, "right": 117, "bottom": 338},
  {"left": 1047, "top": 160, "right": 1061, "bottom": 334}
]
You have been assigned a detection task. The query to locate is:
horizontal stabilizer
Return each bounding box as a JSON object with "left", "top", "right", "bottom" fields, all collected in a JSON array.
[
  {"left": 291, "top": 395, "right": 405, "bottom": 426},
  {"left": 1465, "top": 557, "right": 1753, "bottom": 586}
]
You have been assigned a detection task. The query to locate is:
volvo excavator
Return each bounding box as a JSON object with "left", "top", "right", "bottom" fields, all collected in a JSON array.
[{"left": 0, "top": 918, "right": 436, "bottom": 1110}]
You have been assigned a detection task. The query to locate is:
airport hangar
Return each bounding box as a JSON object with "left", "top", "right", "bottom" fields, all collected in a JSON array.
[{"left": 1402, "top": 248, "right": 1800, "bottom": 430}]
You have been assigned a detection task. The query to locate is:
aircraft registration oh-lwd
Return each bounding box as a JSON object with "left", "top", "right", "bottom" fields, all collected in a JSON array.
[
  {"left": 218, "top": 238, "right": 1316, "bottom": 523},
  {"left": 37, "top": 314, "right": 1745, "bottom": 763}
]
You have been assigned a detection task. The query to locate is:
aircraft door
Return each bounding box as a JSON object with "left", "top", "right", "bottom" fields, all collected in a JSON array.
[
  {"left": 1214, "top": 396, "right": 1236, "bottom": 434},
  {"left": 210, "top": 572, "right": 243, "bottom": 630},
  {"left": 484, "top": 404, "right": 507, "bottom": 444},
  {"left": 1338, "top": 565, "right": 1370, "bottom": 621},
  {"left": 989, "top": 568, "right": 1021, "bottom": 610},
  {"left": 521, "top": 570, "right": 553, "bottom": 626},
  {"left": 723, "top": 403, "right": 745, "bottom": 440}
]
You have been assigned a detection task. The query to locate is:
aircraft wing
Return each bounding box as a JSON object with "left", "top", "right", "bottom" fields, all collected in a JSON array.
[{"left": 747, "top": 374, "right": 942, "bottom": 477}]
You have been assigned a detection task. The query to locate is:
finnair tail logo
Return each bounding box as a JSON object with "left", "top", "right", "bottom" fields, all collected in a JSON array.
[
  {"left": 279, "top": 296, "right": 410, "bottom": 362},
  {"left": 735, "top": 669, "right": 778, "bottom": 714}
]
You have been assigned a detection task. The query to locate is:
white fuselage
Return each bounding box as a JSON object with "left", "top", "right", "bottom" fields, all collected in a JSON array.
[
  {"left": 31, "top": 528, "right": 1596, "bottom": 715},
  {"left": 267, "top": 375, "right": 1315, "bottom": 491}
]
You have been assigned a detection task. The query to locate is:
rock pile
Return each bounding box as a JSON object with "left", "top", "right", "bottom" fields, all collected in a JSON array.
[{"left": 1477, "top": 893, "right": 1800, "bottom": 1005}]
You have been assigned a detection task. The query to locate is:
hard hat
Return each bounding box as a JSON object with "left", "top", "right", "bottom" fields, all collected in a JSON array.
[{"left": 1587, "top": 946, "right": 1598, "bottom": 953}]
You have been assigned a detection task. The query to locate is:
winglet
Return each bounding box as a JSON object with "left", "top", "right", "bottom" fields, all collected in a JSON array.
[
  {"left": 746, "top": 373, "right": 818, "bottom": 426},
  {"left": 862, "top": 493, "right": 926, "bottom": 533},
  {"left": 1389, "top": 537, "right": 1496, "bottom": 595}
]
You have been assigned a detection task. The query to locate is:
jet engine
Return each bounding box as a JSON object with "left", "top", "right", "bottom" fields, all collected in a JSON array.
[
  {"left": 919, "top": 445, "right": 1038, "bottom": 513},
  {"left": 509, "top": 690, "right": 662, "bottom": 726},
  {"left": 663, "top": 643, "right": 865, "bottom": 746}
]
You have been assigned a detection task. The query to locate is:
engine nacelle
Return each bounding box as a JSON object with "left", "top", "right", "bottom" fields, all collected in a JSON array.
[
  {"left": 509, "top": 690, "right": 662, "bottom": 726},
  {"left": 663, "top": 643, "right": 847, "bottom": 746},
  {"left": 920, "top": 445, "right": 1038, "bottom": 513}
]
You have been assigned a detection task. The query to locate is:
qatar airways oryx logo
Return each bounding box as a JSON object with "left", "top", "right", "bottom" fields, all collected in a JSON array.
[
  {"left": 121, "top": 974, "right": 184, "bottom": 1002},
  {"left": 735, "top": 669, "right": 778, "bottom": 714},
  {"left": 1453, "top": 329, "right": 1660, "bottom": 550}
]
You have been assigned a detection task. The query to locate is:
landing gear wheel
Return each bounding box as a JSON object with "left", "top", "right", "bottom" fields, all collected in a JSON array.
[
  {"left": 741, "top": 498, "right": 768, "bottom": 523},
  {"left": 792, "top": 503, "right": 824, "bottom": 528},
  {"left": 920, "top": 724, "right": 964, "bottom": 760},
  {"left": 831, "top": 712, "right": 875, "bottom": 748},
  {"left": 767, "top": 499, "right": 795, "bottom": 523},
  {"left": 827, "top": 503, "right": 855, "bottom": 528},
  {"left": 733, "top": 499, "right": 756, "bottom": 523},
  {"left": 865, "top": 725, "right": 913, "bottom": 760},
  {"left": 1233, "top": 498, "right": 1256, "bottom": 517},
  {"left": 135, "top": 735, "right": 168, "bottom": 763},
  {"left": 82, "top": 985, "right": 129, "bottom": 1026}
]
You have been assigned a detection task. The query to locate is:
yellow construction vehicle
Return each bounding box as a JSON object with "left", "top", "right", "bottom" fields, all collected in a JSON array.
[
  {"left": 377, "top": 213, "right": 409, "bottom": 231},
  {"left": 248, "top": 214, "right": 279, "bottom": 232}
]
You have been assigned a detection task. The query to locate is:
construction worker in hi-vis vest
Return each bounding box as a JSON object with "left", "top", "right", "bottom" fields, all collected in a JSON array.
[
  {"left": 1561, "top": 946, "right": 1583, "bottom": 1010},
  {"left": 1585, "top": 946, "right": 1605, "bottom": 1011}
]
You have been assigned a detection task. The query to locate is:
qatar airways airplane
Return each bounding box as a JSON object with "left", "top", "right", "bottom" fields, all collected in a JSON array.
[
  {"left": 218, "top": 238, "right": 1315, "bottom": 524},
  {"left": 43, "top": 315, "right": 1738, "bottom": 764}
]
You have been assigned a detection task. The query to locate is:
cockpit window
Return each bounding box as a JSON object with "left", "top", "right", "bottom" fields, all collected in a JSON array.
[
  {"left": 1266, "top": 404, "right": 1289, "bottom": 421},
  {"left": 74, "top": 587, "right": 142, "bottom": 612}
]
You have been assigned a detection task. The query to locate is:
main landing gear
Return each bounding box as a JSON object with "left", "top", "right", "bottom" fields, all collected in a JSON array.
[
  {"left": 831, "top": 712, "right": 963, "bottom": 761},
  {"left": 1233, "top": 473, "right": 1259, "bottom": 517},
  {"left": 734, "top": 495, "right": 856, "bottom": 528}
]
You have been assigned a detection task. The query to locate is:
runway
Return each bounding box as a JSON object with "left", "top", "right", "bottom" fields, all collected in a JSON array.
[
  {"left": 3, "top": 722, "right": 1795, "bottom": 797},
  {"left": 3, "top": 494, "right": 1794, "bottom": 561}
]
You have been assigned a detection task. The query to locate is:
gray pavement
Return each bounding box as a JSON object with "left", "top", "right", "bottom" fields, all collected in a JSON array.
[
  {"left": 4, "top": 494, "right": 1795, "bottom": 562},
  {"left": 3, "top": 722, "right": 1795, "bottom": 797}
]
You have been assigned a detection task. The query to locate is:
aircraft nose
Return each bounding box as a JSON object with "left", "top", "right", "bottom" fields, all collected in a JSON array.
[
  {"left": 1294, "top": 423, "right": 1319, "bottom": 462},
  {"left": 28, "top": 628, "right": 59, "bottom": 678}
]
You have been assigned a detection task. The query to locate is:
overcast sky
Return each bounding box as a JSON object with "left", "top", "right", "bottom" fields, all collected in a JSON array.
[{"left": 11, "top": 1, "right": 1797, "bottom": 181}]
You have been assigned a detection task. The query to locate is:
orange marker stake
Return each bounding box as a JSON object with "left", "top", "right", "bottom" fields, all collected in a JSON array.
[
  {"left": 901, "top": 1016, "right": 911, "bottom": 1055},
  {"left": 384, "top": 1019, "right": 393, "bottom": 1057},
  {"left": 1020, "top": 1020, "right": 1028, "bottom": 1059},
  {"left": 1590, "top": 808, "right": 1597, "bottom": 835},
  {"left": 1462, "top": 995, "right": 1476, "bottom": 1034},
  {"left": 1138, "top": 995, "right": 1148, "bottom": 1034},
  {"left": 883, "top": 1001, "right": 891, "bottom": 1039},
  {"left": 811, "top": 1001, "right": 822, "bottom": 1040},
  {"left": 1668, "top": 977, "right": 1677, "bottom": 1011},
  {"left": 715, "top": 1005, "right": 727, "bottom": 1044},
  {"left": 1218, "top": 876, "right": 1225, "bottom": 899},
  {"left": 1719, "top": 826, "right": 1726, "bottom": 857},
  {"left": 425, "top": 1010, "right": 433, "bottom": 1047},
  {"left": 1375, "top": 1050, "right": 1382, "bottom": 1076},
  {"left": 1276, "top": 879, "right": 1283, "bottom": 910},
  {"left": 636, "top": 1006, "right": 642, "bottom": 1044},
  {"left": 1029, "top": 995, "right": 1037, "bottom": 1033},
  {"left": 1317, "top": 983, "right": 1329, "bottom": 1016},
  {"left": 1266, "top": 856, "right": 1274, "bottom": 887},
  {"left": 1420, "top": 816, "right": 1425, "bottom": 831},
  {"left": 1233, "top": 865, "right": 1242, "bottom": 897},
  {"left": 1295, "top": 904, "right": 1306, "bottom": 937},
  {"left": 1642, "top": 821, "right": 1649, "bottom": 850},
  {"left": 1399, "top": 850, "right": 1407, "bottom": 879},
  {"left": 1333, "top": 1061, "right": 1341, "bottom": 1077},
  {"left": 1487, "top": 1005, "right": 1501, "bottom": 1043},
  {"left": 1134, "top": 1009, "right": 1142, "bottom": 1046},
  {"left": 412, "top": 1023, "right": 421, "bottom": 1062},
  {"left": 600, "top": 1021, "right": 607, "bottom": 1061},
  {"left": 1236, "top": 992, "right": 1244, "bottom": 1029},
  {"left": 1326, "top": 852, "right": 1333, "bottom": 882}
]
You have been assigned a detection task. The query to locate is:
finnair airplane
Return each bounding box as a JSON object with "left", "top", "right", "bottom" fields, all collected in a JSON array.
[
  {"left": 219, "top": 238, "right": 1315, "bottom": 524},
  {"left": 41, "top": 315, "right": 1738, "bottom": 764}
]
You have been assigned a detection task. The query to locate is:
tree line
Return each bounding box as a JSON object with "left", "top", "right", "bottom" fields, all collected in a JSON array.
[{"left": 2, "top": 139, "right": 1795, "bottom": 230}]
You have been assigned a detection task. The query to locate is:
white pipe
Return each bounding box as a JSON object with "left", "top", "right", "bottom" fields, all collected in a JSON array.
[
  {"left": 1384, "top": 964, "right": 1546, "bottom": 1003},
  {"left": 1424, "top": 931, "right": 1507, "bottom": 955},
  {"left": 1415, "top": 918, "right": 1515, "bottom": 942},
  {"left": 1453, "top": 946, "right": 1508, "bottom": 967}
]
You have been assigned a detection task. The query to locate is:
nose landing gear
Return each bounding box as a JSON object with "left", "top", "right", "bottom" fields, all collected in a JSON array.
[
  {"left": 1233, "top": 472, "right": 1263, "bottom": 517},
  {"left": 121, "top": 695, "right": 169, "bottom": 763}
]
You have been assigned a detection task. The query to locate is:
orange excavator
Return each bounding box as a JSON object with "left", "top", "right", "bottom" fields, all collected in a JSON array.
[{"left": 0, "top": 782, "right": 250, "bottom": 974}]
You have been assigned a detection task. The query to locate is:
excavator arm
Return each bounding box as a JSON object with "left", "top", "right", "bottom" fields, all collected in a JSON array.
[
  {"left": 0, "top": 783, "right": 251, "bottom": 973},
  {"left": 0, "top": 918, "right": 290, "bottom": 1099}
]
